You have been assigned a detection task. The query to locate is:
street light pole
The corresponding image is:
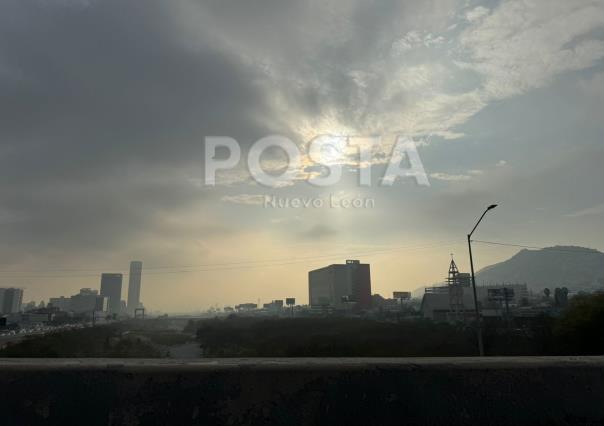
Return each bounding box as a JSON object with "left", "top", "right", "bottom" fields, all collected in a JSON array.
[
  {"left": 468, "top": 204, "right": 498, "bottom": 357},
  {"left": 467, "top": 234, "right": 483, "bottom": 356}
]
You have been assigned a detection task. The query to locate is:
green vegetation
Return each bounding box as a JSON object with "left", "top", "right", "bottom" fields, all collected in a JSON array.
[
  {"left": 191, "top": 316, "right": 477, "bottom": 357},
  {"left": 4, "top": 294, "right": 604, "bottom": 357},
  {"left": 135, "top": 331, "right": 194, "bottom": 346},
  {"left": 553, "top": 293, "right": 604, "bottom": 354},
  {"left": 0, "top": 325, "right": 161, "bottom": 358},
  {"left": 189, "top": 293, "right": 604, "bottom": 357}
]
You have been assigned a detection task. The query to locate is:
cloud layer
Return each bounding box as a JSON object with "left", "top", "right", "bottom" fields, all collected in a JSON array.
[{"left": 0, "top": 0, "right": 603, "bottom": 309}]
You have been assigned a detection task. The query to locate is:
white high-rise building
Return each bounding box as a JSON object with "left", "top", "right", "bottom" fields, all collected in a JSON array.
[{"left": 127, "top": 261, "right": 143, "bottom": 314}]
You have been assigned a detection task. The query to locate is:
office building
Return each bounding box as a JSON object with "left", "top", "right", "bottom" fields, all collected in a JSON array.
[
  {"left": 127, "top": 261, "right": 143, "bottom": 314},
  {"left": 263, "top": 300, "right": 285, "bottom": 312},
  {"left": 308, "top": 260, "right": 372, "bottom": 309},
  {"left": 48, "top": 296, "right": 71, "bottom": 312},
  {"left": 70, "top": 288, "right": 108, "bottom": 314},
  {"left": 100, "top": 273, "right": 123, "bottom": 315},
  {"left": 420, "top": 291, "right": 476, "bottom": 322},
  {"left": 20, "top": 307, "right": 59, "bottom": 325},
  {"left": 0, "top": 288, "right": 24, "bottom": 314},
  {"left": 421, "top": 258, "right": 474, "bottom": 322}
]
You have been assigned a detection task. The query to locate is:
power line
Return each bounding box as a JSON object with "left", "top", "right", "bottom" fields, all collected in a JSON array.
[
  {"left": 2, "top": 240, "right": 599, "bottom": 279},
  {"left": 0, "top": 239, "right": 464, "bottom": 279},
  {"left": 0, "top": 239, "right": 462, "bottom": 273}
]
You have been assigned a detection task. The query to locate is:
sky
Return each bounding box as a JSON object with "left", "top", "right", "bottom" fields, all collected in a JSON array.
[{"left": 0, "top": 0, "right": 603, "bottom": 312}]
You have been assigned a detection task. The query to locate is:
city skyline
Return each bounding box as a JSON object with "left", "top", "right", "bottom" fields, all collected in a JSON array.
[
  {"left": 0, "top": 0, "right": 603, "bottom": 312},
  {"left": 9, "top": 242, "right": 604, "bottom": 315}
]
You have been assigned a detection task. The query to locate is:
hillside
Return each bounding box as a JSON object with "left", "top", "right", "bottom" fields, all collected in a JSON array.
[{"left": 477, "top": 246, "right": 604, "bottom": 292}]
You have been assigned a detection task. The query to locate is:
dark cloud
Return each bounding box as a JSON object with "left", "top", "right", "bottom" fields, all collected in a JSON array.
[
  {"left": 0, "top": 0, "right": 452, "bottom": 261},
  {"left": 0, "top": 0, "right": 273, "bottom": 258},
  {"left": 0, "top": 0, "right": 272, "bottom": 182}
]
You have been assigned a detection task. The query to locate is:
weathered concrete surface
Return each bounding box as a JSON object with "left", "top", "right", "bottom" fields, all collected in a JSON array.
[{"left": 1, "top": 357, "right": 603, "bottom": 425}]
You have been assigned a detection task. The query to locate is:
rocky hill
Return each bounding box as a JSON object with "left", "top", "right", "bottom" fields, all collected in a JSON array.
[{"left": 476, "top": 246, "right": 604, "bottom": 292}]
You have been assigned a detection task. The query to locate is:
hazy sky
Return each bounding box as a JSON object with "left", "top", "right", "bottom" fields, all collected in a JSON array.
[{"left": 1, "top": 0, "right": 603, "bottom": 312}]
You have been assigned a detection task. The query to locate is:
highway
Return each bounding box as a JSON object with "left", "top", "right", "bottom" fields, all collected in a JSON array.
[{"left": 0, "top": 323, "right": 88, "bottom": 349}]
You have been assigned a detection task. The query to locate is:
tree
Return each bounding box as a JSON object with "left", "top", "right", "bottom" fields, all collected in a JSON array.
[
  {"left": 554, "top": 293, "right": 604, "bottom": 354},
  {"left": 554, "top": 287, "right": 569, "bottom": 307}
]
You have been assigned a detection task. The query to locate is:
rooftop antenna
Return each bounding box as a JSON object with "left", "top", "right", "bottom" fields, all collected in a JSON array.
[
  {"left": 447, "top": 254, "right": 460, "bottom": 284},
  {"left": 447, "top": 253, "right": 464, "bottom": 323}
]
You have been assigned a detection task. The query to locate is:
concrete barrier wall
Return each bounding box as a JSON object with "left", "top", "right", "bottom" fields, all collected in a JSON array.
[{"left": 1, "top": 357, "right": 603, "bottom": 425}]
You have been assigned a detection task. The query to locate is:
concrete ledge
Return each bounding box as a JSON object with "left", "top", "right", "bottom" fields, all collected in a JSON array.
[{"left": 1, "top": 357, "right": 603, "bottom": 425}]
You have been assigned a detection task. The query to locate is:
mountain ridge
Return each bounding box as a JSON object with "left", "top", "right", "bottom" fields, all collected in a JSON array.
[{"left": 476, "top": 245, "right": 604, "bottom": 292}]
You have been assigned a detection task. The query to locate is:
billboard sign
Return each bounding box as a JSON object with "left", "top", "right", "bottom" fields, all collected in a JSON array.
[{"left": 487, "top": 288, "right": 515, "bottom": 301}]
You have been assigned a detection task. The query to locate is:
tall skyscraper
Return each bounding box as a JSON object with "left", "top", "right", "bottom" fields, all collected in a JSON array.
[
  {"left": 100, "top": 273, "right": 122, "bottom": 315},
  {"left": 0, "top": 287, "right": 24, "bottom": 314},
  {"left": 308, "top": 260, "right": 372, "bottom": 309},
  {"left": 127, "top": 261, "right": 142, "bottom": 314}
]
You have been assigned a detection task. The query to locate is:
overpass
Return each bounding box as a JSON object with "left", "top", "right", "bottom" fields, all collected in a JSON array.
[{"left": 1, "top": 357, "right": 603, "bottom": 425}]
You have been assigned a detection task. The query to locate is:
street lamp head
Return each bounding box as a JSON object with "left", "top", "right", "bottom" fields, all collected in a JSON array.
[{"left": 487, "top": 204, "right": 498, "bottom": 210}]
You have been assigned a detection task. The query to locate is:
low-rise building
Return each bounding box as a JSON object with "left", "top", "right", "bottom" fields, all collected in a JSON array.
[
  {"left": 48, "top": 296, "right": 71, "bottom": 312},
  {"left": 70, "top": 288, "right": 107, "bottom": 314}
]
